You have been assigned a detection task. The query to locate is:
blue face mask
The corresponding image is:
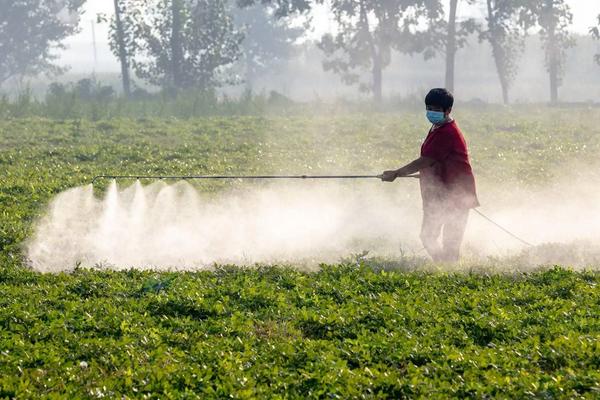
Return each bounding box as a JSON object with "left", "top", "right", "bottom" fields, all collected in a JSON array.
[{"left": 426, "top": 110, "right": 446, "bottom": 125}]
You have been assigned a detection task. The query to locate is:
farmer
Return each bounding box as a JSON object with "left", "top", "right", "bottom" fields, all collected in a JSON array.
[{"left": 381, "top": 88, "right": 478, "bottom": 262}]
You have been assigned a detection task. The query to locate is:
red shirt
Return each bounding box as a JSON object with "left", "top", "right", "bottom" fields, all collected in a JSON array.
[{"left": 420, "top": 120, "right": 479, "bottom": 209}]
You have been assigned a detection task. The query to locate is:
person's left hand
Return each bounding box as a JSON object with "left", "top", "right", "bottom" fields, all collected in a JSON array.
[{"left": 381, "top": 170, "right": 397, "bottom": 182}]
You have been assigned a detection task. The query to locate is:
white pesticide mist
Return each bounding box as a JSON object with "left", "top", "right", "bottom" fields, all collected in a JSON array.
[
  {"left": 465, "top": 170, "right": 600, "bottom": 266},
  {"left": 26, "top": 173, "right": 600, "bottom": 272},
  {"left": 26, "top": 180, "right": 422, "bottom": 272}
]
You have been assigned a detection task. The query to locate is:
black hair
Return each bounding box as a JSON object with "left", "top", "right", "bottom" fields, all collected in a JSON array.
[{"left": 425, "top": 88, "right": 454, "bottom": 111}]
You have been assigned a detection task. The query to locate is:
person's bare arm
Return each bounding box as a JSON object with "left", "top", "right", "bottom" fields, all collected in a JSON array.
[{"left": 381, "top": 156, "right": 435, "bottom": 182}]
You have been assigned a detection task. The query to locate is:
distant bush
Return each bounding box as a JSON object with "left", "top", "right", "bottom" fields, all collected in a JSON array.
[
  {"left": 0, "top": 80, "right": 297, "bottom": 119},
  {"left": 0, "top": 79, "right": 449, "bottom": 119}
]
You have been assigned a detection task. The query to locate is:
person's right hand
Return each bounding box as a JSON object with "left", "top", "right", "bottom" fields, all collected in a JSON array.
[{"left": 381, "top": 170, "right": 397, "bottom": 182}]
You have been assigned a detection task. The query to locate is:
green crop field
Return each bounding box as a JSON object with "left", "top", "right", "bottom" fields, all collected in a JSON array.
[{"left": 1, "top": 108, "right": 600, "bottom": 398}]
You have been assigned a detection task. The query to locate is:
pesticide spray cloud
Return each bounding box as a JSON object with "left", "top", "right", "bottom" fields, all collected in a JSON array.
[
  {"left": 26, "top": 173, "right": 600, "bottom": 272},
  {"left": 26, "top": 180, "right": 422, "bottom": 272}
]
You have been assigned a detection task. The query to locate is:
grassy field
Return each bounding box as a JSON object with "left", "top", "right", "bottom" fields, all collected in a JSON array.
[{"left": 1, "top": 108, "right": 600, "bottom": 397}]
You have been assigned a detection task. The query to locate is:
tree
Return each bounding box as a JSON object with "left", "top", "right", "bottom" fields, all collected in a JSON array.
[
  {"left": 99, "top": 0, "right": 133, "bottom": 97},
  {"left": 170, "top": 0, "right": 184, "bottom": 90},
  {"left": 235, "top": 0, "right": 312, "bottom": 18},
  {"left": 444, "top": 0, "right": 478, "bottom": 93},
  {"left": 530, "top": 0, "right": 574, "bottom": 104},
  {"left": 113, "top": 0, "right": 131, "bottom": 97},
  {"left": 0, "top": 0, "right": 86, "bottom": 86},
  {"left": 591, "top": 14, "right": 600, "bottom": 66},
  {"left": 111, "top": 0, "right": 243, "bottom": 93},
  {"left": 232, "top": 4, "right": 304, "bottom": 88},
  {"left": 480, "top": 0, "right": 532, "bottom": 104},
  {"left": 319, "top": 0, "right": 442, "bottom": 103}
]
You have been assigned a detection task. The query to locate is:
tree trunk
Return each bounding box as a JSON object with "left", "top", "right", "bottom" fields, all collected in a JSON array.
[
  {"left": 545, "top": 0, "right": 559, "bottom": 104},
  {"left": 549, "top": 53, "right": 558, "bottom": 104},
  {"left": 170, "top": 0, "right": 184, "bottom": 93},
  {"left": 359, "top": 0, "right": 382, "bottom": 105},
  {"left": 113, "top": 0, "right": 131, "bottom": 98},
  {"left": 445, "top": 0, "right": 458, "bottom": 92},
  {"left": 486, "top": 0, "right": 510, "bottom": 104},
  {"left": 373, "top": 48, "right": 382, "bottom": 104},
  {"left": 244, "top": 43, "right": 254, "bottom": 91},
  {"left": 501, "top": 81, "right": 509, "bottom": 105}
]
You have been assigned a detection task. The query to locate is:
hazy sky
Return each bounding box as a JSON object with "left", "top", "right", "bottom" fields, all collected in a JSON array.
[{"left": 60, "top": 0, "right": 600, "bottom": 72}]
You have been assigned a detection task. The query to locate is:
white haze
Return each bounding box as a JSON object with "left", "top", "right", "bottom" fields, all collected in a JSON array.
[{"left": 26, "top": 172, "right": 600, "bottom": 272}]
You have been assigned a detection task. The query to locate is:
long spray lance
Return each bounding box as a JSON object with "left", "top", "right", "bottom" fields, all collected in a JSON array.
[
  {"left": 91, "top": 174, "right": 420, "bottom": 184},
  {"left": 91, "top": 173, "right": 533, "bottom": 247}
]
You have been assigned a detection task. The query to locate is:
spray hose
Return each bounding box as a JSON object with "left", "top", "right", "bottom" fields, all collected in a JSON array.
[
  {"left": 91, "top": 173, "right": 533, "bottom": 247},
  {"left": 472, "top": 208, "right": 533, "bottom": 247}
]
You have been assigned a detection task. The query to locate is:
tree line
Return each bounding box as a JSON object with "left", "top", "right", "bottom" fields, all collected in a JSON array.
[{"left": 1, "top": 0, "right": 599, "bottom": 104}]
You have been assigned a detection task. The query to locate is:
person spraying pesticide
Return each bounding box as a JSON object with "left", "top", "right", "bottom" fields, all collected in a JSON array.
[{"left": 382, "top": 88, "right": 478, "bottom": 262}]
